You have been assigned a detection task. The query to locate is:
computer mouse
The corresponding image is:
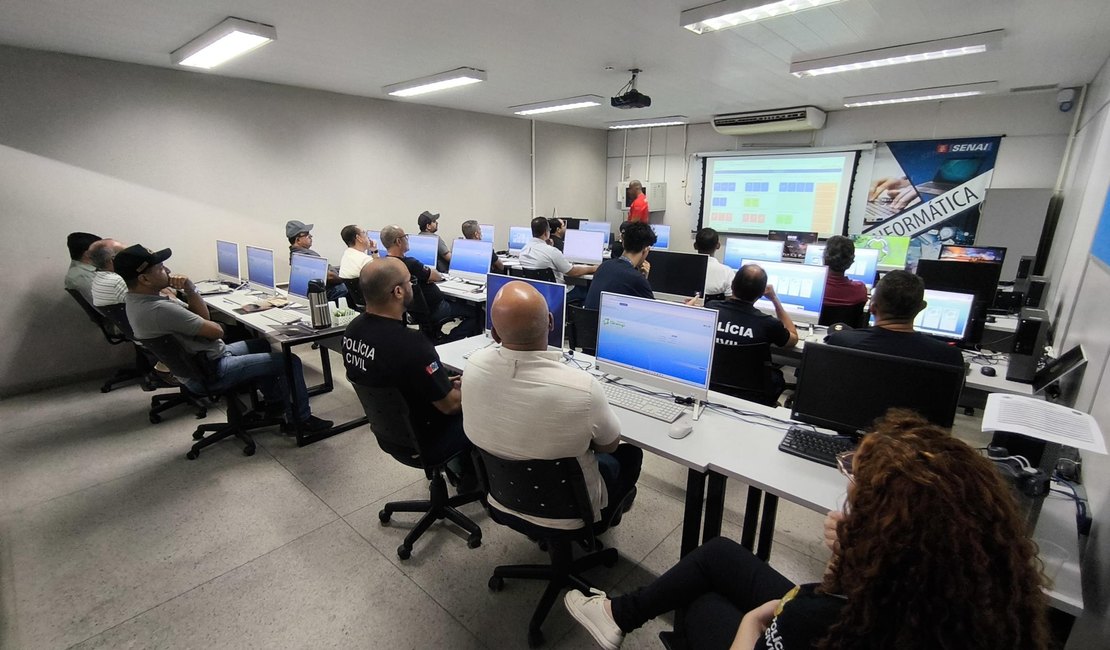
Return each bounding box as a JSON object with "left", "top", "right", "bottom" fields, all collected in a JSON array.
[
  {"left": 980, "top": 366, "right": 996, "bottom": 377},
  {"left": 986, "top": 315, "right": 997, "bottom": 323},
  {"left": 668, "top": 419, "right": 694, "bottom": 439}
]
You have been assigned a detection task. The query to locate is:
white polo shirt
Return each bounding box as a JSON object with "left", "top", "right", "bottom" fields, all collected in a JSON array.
[
  {"left": 704, "top": 255, "right": 735, "bottom": 297},
  {"left": 338, "top": 247, "right": 374, "bottom": 279},
  {"left": 462, "top": 347, "right": 621, "bottom": 529},
  {"left": 519, "top": 237, "right": 573, "bottom": 282}
]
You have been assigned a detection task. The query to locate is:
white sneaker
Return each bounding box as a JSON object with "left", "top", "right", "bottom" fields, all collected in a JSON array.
[{"left": 564, "top": 588, "right": 623, "bottom": 650}]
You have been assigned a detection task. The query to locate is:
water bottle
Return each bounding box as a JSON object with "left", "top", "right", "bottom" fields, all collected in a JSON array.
[{"left": 308, "top": 279, "right": 332, "bottom": 329}]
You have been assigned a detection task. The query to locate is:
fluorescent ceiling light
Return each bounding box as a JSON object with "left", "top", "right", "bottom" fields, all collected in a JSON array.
[
  {"left": 791, "top": 30, "right": 1004, "bottom": 77},
  {"left": 843, "top": 82, "right": 998, "bottom": 108},
  {"left": 383, "top": 67, "right": 487, "bottom": 98},
  {"left": 171, "top": 17, "right": 276, "bottom": 69},
  {"left": 511, "top": 95, "right": 604, "bottom": 116},
  {"left": 608, "top": 116, "right": 689, "bottom": 130},
  {"left": 682, "top": 0, "right": 844, "bottom": 34}
]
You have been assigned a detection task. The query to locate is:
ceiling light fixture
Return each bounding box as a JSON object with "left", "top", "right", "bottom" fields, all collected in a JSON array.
[
  {"left": 843, "top": 82, "right": 998, "bottom": 108},
  {"left": 608, "top": 116, "right": 689, "bottom": 130},
  {"left": 682, "top": 0, "right": 844, "bottom": 34},
  {"left": 171, "top": 17, "right": 276, "bottom": 69},
  {"left": 383, "top": 67, "right": 487, "bottom": 98},
  {"left": 791, "top": 30, "right": 1004, "bottom": 77},
  {"left": 510, "top": 95, "right": 604, "bottom": 116}
]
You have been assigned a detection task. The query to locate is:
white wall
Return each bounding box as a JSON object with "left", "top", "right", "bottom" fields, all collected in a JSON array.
[{"left": 0, "top": 45, "right": 605, "bottom": 395}]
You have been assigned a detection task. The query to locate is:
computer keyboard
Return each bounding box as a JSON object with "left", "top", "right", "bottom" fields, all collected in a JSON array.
[
  {"left": 778, "top": 426, "right": 856, "bottom": 468},
  {"left": 222, "top": 293, "right": 258, "bottom": 306},
  {"left": 601, "top": 382, "right": 685, "bottom": 423},
  {"left": 260, "top": 309, "right": 303, "bottom": 325}
]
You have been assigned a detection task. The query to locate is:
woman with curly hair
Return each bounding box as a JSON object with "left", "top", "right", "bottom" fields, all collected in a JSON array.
[{"left": 565, "top": 409, "right": 1051, "bottom": 650}]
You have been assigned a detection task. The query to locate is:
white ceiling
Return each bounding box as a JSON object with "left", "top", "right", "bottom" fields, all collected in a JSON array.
[{"left": 2, "top": 0, "right": 1109, "bottom": 129}]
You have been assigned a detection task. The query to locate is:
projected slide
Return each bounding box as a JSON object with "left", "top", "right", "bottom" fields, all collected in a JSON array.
[{"left": 702, "top": 151, "right": 857, "bottom": 238}]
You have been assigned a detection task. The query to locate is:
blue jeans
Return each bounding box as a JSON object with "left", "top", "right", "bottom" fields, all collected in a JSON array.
[{"left": 187, "top": 339, "right": 311, "bottom": 421}]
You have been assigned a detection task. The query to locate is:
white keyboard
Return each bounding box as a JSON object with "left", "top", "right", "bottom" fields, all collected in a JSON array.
[
  {"left": 222, "top": 293, "right": 258, "bottom": 306},
  {"left": 261, "top": 309, "right": 303, "bottom": 325},
  {"left": 601, "top": 382, "right": 685, "bottom": 423}
]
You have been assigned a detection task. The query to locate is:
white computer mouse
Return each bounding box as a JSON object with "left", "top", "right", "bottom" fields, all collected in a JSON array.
[{"left": 668, "top": 419, "right": 694, "bottom": 439}]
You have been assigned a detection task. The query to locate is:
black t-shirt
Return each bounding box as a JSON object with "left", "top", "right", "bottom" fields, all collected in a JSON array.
[
  {"left": 584, "top": 257, "right": 653, "bottom": 310},
  {"left": 343, "top": 313, "right": 457, "bottom": 444},
  {"left": 394, "top": 254, "right": 443, "bottom": 314},
  {"left": 758, "top": 584, "right": 844, "bottom": 649},
  {"left": 826, "top": 327, "right": 965, "bottom": 367},
  {"left": 707, "top": 300, "right": 790, "bottom": 347}
]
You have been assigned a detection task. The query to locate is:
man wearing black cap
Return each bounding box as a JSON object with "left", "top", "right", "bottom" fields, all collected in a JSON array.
[
  {"left": 118, "top": 244, "right": 333, "bottom": 433},
  {"left": 417, "top": 211, "right": 451, "bottom": 273},
  {"left": 286, "top": 220, "right": 347, "bottom": 302},
  {"left": 64, "top": 231, "right": 102, "bottom": 303}
]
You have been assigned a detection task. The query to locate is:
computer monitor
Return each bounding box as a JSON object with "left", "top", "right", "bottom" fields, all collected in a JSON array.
[
  {"left": 562, "top": 217, "right": 587, "bottom": 230},
  {"left": 741, "top": 258, "right": 828, "bottom": 322},
  {"left": 288, "top": 253, "right": 330, "bottom": 304},
  {"left": 508, "top": 226, "right": 531, "bottom": 253},
  {"left": 870, "top": 289, "right": 975, "bottom": 341},
  {"left": 791, "top": 343, "right": 965, "bottom": 437},
  {"left": 646, "top": 250, "right": 709, "bottom": 301},
  {"left": 216, "top": 240, "right": 240, "bottom": 283},
  {"left": 939, "top": 245, "right": 1007, "bottom": 264},
  {"left": 245, "top": 245, "right": 276, "bottom": 293},
  {"left": 579, "top": 221, "right": 611, "bottom": 246},
  {"left": 803, "top": 246, "right": 881, "bottom": 289},
  {"left": 478, "top": 224, "right": 496, "bottom": 245},
  {"left": 768, "top": 230, "right": 818, "bottom": 261},
  {"left": 365, "top": 230, "right": 384, "bottom": 257},
  {"left": 853, "top": 234, "right": 911, "bottom": 270},
  {"left": 563, "top": 230, "right": 605, "bottom": 264},
  {"left": 1033, "top": 345, "right": 1087, "bottom": 405},
  {"left": 408, "top": 234, "right": 439, "bottom": 268},
  {"left": 595, "top": 292, "right": 718, "bottom": 403},
  {"left": 650, "top": 224, "right": 671, "bottom": 249},
  {"left": 449, "top": 238, "right": 493, "bottom": 283},
  {"left": 915, "top": 259, "right": 1002, "bottom": 344},
  {"left": 485, "top": 273, "right": 567, "bottom": 349},
  {"left": 723, "top": 238, "right": 784, "bottom": 268}
]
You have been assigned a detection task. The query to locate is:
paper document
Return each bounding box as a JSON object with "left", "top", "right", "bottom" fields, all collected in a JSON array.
[{"left": 982, "top": 393, "right": 1106, "bottom": 454}]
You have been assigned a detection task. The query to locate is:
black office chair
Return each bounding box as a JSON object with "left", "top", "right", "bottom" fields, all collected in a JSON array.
[
  {"left": 66, "top": 289, "right": 152, "bottom": 392},
  {"left": 342, "top": 277, "right": 365, "bottom": 311},
  {"left": 709, "top": 342, "right": 783, "bottom": 407},
  {"left": 509, "top": 266, "right": 558, "bottom": 283},
  {"left": 138, "top": 335, "right": 283, "bottom": 459},
  {"left": 405, "top": 279, "right": 458, "bottom": 342},
  {"left": 567, "top": 305, "right": 599, "bottom": 355},
  {"left": 476, "top": 449, "right": 619, "bottom": 648},
  {"left": 351, "top": 384, "right": 483, "bottom": 560},
  {"left": 818, "top": 302, "right": 867, "bottom": 328},
  {"left": 703, "top": 293, "right": 727, "bottom": 304},
  {"left": 99, "top": 303, "right": 209, "bottom": 423}
]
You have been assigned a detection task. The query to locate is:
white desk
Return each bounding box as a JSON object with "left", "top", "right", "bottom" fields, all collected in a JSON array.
[{"left": 436, "top": 279, "right": 488, "bottom": 303}]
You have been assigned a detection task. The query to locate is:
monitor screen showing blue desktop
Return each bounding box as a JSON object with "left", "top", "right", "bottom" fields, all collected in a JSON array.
[
  {"left": 803, "top": 246, "right": 880, "bottom": 289},
  {"left": 485, "top": 273, "right": 566, "bottom": 349},
  {"left": 288, "top": 253, "right": 330, "bottom": 300},
  {"left": 579, "top": 221, "right": 611, "bottom": 246},
  {"left": 650, "top": 224, "right": 671, "bottom": 249},
  {"left": 869, "top": 289, "right": 974, "bottom": 340},
  {"left": 245, "top": 245, "right": 276, "bottom": 291},
  {"left": 449, "top": 238, "right": 493, "bottom": 281},
  {"left": 408, "top": 234, "right": 439, "bottom": 267},
  {"left": 366, "top": 230, "right": 384, "bottom": 257},
  {"left": 478, "top": 224, "right": 495, "bottom": 245},
  {"left": 741, "top": 258, "right": 828, "bottom": 320},
  {"left": 595, "top": 292, "right": 718, "bottom": 399},
  {"left": 216, "top": 240, "right": 239, "bottom": 282},
  {"left": 723, "top": 238, "right": 784, "bottom": 268},
  {"left": 508, "top": 226, "right": 531, "bottom": 251}
]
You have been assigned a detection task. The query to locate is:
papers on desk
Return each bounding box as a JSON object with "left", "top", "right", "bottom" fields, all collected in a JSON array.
[{"left": 982, "top": 394, "right": 1106, "bottom": 454}]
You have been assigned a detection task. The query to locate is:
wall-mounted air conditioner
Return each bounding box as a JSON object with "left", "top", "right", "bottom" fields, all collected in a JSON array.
[{"left": 711, "top": 106, "right": 827, "bottom": 135}]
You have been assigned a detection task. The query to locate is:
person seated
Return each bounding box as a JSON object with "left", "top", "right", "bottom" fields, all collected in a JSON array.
[
  {"left": 520, "top": 216, "right": 598, "bottom": 283},
  {"left": 826, "top": 270, "right": 964, "bottom": 367},
  {"left": 694, "top": 227, "right": 735, "bottom": 299},
  {"left": 565, "top": 409, "right": 1050, "bottom": 650},
  {"left": 822, "top": 235, "right": 867, "bottom": 307},
  {"left": 118, "top": 244, "right": 332, "bottom": 433},
  {"left": 343, "top": 258, "right": 474, "bottom": 485},
  {"left": 286, "top": 220, "right": 347, "bottom": 302},
  {"left": 547, "top": 217, "right": 566, "bottom": 251},
  {"left": 64, "top": 231, "right": 102, "bottom": 303},
  {"left": 461, "top": 219, "right": 505, "bottom": 274},
  {"left": 463, "top": 280, "right": 642, "bottom": 529},
  {"left": 337, "top": 224, "right": 377, "bottom": 280},
  {"left": 417, "top": 211, "right": 451, "bottom": 273},
  {"left": 583, "top": 221, "right": 656, "bottom": 310},
  {"left": 89, "top": 238, "right": 128, "bottom": 307},
  {"left": 379, "top": 224, "right": 477, "bottom": 341}
]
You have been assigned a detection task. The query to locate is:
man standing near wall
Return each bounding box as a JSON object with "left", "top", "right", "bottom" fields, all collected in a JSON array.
[{"left": 626, "top": 181, "right": 649, "bottom": 223}]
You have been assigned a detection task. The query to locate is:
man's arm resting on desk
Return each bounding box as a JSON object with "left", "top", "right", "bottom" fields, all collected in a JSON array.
[
  {"left": 589, "top": 381, "right": 621, "bottom": 454},
  {"left": 567, "top": 264, "right": 599, "bottom": 278},
  {"left": 433, "top": 385, "right": 462, "bottom": 415}
]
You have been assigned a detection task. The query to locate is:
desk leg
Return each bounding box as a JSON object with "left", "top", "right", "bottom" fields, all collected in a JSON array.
[
  {"left": 756, "top": 494, "right": 779, "bottom": 561},
  {"left": 284, "top": 340, "right": 368, "bottom": 447},
  {"left": 680, "top": 469, "right": 706, "bottom": 558},
  {"left": 318, "top": 343, "right": 333, "bottom": 393},
  {"left": 702, "top": 472, "right": 727, "bottom": 543},
  {"left": 740, "top": 487, "right": 762, "bottom": 551}
]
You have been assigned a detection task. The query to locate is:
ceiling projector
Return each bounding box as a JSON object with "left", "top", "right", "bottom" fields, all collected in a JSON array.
[{"left": 611, "top": 68, "right": 651, "bottom": 109}]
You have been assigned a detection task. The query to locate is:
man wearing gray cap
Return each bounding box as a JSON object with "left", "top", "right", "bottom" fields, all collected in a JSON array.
[
  {"left": 286, "top": 220, "right": 347, "bottom": 302},
  {"left": 417, "top": 211, "right": 451, "bottom": 273}
]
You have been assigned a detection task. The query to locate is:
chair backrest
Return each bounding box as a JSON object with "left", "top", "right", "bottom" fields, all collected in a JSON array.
[
  {"left": 568, "top": 305, "right": 599, "bottom": 355},
  {"left": 66, "top": 288, "right": 126, "bottom": 345},
  {"left": 709, "top": 342, "right": 775, "bottom": 403},
  {"left": 819, "top": 302, "right": 867, "bottom": 328},
  {"left": 342, "top": 277, "right": 365, "bottom": 310},
  {"left": 98, "top": 303, "right": 137, "bottom": 340},
  {"left": 350, "top": 383, "right": 424, "bottom": 465},
  {"left": 475, "top": 448, "right": 595, "bottom": 533},
  {"left": 511, "top": 266, "right": 558, "bottom": 283},
  {"left": 704, "top": 292, "right": 727, "bottom": 304},
  {"left": 136, "top": 334, "right": 211, "bottom": 384}
]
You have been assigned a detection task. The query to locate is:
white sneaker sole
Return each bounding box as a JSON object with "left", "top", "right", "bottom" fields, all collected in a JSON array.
[{"left": 564, "top": 593, "right": 621, "bottom": 650}]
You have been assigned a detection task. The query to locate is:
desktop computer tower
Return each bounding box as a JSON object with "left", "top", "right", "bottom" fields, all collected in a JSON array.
[
  {"left": 1014, "top": 255, "right": 1036, "bottom": 294},
  {"left": 1023, "top": 276, "right": 1049, "bottom": 309},
  {"left": 1006, "top": 308, "right": 1049, "bottom": 383}
]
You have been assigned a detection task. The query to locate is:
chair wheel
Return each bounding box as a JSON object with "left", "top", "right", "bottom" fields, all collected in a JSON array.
[
  {"left": 186, "top": 450, "right": 199, "bottom": 460},
  {"left": 467, "top": 534, "right": 482, "bottom": 549},
  {"left": 101, "top": 384, "right": 112, "bottom": 393},
  {"left": 192, "top": 430, "right": 205, "bottom": 440},
  {"left": 527, "top": 628, "right": 544, "bottom": 648},
  {"left": 243, "top": 445, "right": 256, "bottom": 457},
  {"left": 149, "top": 413, "right": 162, "bottom": 424},
  {"left": 378, "top": 509, "right": 391, "bottom": 524},
  {"left": 397, "top": 545, "right": 411, "bottom": 560},
  {"left": 195, "top": 409, "right": 207, "bottom": 419},
  {"left": 487, "top": 576, "right": 504, "bottom": 592}
]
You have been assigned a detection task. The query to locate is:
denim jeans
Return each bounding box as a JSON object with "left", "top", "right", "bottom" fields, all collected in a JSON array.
[{"left": 187, "top": 338, "right": 311, "bottom": 421}]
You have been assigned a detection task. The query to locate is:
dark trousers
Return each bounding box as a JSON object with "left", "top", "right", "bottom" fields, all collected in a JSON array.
[
  {"left": 596, "top": 443, "right": 643, "bottom": 525},
  {"left": 610, "top": 536, "right": 793, "bottom": 649}
]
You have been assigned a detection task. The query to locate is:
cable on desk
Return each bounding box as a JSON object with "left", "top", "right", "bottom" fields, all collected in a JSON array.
[
  {"left": 1050, "top": 476, "right": 1091, "bottom": 535},
  {"left": 702, "top": 402, "right": 805, "bottom": 433}
]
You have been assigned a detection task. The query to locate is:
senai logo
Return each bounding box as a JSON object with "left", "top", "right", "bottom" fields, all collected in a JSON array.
[{"left": 936, "top": 142, "right": 993, "bottom": 153}]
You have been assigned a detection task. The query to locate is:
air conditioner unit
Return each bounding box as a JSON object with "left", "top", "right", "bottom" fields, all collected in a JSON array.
[{"left": 711, "top": 106, "right": 827, "bottom": 135}]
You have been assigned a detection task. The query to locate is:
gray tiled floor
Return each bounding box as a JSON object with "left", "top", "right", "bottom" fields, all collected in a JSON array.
[{"left": 4, "top": 349, "right": 981, "bottom": 649}]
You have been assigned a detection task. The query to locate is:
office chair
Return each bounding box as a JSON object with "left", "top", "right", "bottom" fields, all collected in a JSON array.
[
  {"left": 138, "top": 335, "right": 283, "bottom": 459},
  {"left": 342, "top": 277, "right": 365, "bottom": 311},
  {"left": 818, "top": 302, "right": 868, "bottom": 328},
  {"left": 351, "top": 384, "right": 482, "bottom": 560},
  {"left": 99, "top": 303, "right": 209, "bottom": 423},
  {"left": 703, "top": 293, "right": 727, "bottom": 304},
  {"left": 476, "top": 449, "right": 620, "bottom": 648},
  {"left": 65, "top": 288, "right": 151, "bottom": 392},
  {"left": 709, "top": 342, "right": 782, "bottom": 407},
  {"left": 567, "top": 305, "right": 599, "bottom": 355},
  {"left": 404, "top": 279, "right": 458, "bottom": 342},
  {"left": 509, "top": 266, "right": 558, "bottom": 283}
]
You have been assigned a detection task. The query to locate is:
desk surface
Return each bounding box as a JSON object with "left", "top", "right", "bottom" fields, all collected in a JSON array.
[
  {"left": 437, "top": 279, "right": 487, "bottom": 303},
  {"left": 204, "top": 290, "right": 346, "bottom": 340}
]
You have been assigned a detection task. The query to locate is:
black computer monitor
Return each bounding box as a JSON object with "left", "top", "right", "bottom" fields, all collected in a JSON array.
[
  {"left": 768, "top": 230, "right": 818, "bottom": 261},
  {"left": 915, "top": 259, "right": 1003, "bottom": 344},
  {"left": 646, "top": 250, "right": 709, "bottom": 301},
  {"left": 792, "top": 344, "right": 965, "bottom": 437},
  {"left": 562, "top": 217, "right": 587, "bottom": 230}
]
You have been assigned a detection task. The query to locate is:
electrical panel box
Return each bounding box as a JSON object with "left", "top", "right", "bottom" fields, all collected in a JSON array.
[{"left": 617, "top": 182, "right": 667, "bottom": 212}]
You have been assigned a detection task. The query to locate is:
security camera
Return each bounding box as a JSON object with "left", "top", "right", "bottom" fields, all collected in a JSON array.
[{"left": 1057, "top": 88, "right": 1077, "bottom": 113}]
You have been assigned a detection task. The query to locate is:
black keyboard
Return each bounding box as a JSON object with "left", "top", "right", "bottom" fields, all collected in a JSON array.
[{"left": 779, "top": 427, "right": 857, "bottom": 468}]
